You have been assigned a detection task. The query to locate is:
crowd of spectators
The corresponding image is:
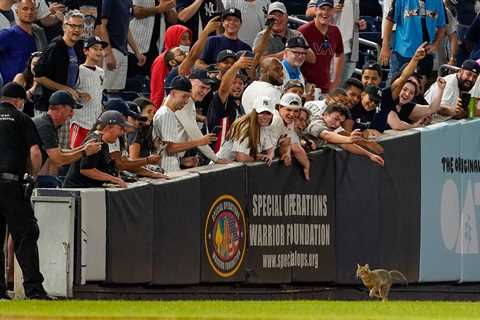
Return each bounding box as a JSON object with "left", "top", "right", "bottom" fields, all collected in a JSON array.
[{"left": 1, "top": 0, "right": 480, "bottom": 192}]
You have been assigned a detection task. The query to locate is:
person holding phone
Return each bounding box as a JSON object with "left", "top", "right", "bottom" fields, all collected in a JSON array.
[{"left": 424, "top": 59, "right": 480, "bottom": 119}]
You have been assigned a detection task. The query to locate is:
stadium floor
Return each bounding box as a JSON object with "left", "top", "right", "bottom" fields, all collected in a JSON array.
[{"left": 71, "top": 283, "right": 480, "bottom": 301}]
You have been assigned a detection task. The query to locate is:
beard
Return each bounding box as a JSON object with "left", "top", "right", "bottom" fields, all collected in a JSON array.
[{"left": 458, "top": 76, "right": 475, "bottom": 92}]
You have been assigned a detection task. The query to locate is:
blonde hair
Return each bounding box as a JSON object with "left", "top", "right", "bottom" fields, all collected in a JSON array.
[{"left": 225, "top": 111, "right": 261, "bottom": 158}]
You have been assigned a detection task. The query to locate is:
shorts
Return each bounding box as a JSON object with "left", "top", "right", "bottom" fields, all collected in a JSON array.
[
  {"left": 103, "top": 48, "right": 128, "bottom": 90},
  {"left": 70, "top": 123, "right": 90, "bottom": 148}
]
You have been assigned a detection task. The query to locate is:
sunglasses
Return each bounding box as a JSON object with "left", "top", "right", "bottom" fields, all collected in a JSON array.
[{"left": 322, "top": 34, "right": 330, "bottom": 49}]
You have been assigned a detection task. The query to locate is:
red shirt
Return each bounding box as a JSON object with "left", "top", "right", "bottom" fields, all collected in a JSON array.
[{"left": 299, "top": 22, "right": 344, "bottom": 93}]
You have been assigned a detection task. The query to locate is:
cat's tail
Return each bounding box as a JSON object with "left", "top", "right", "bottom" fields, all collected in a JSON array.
[{"left": 389, "top": 270, "right": 408, "bottom": 285}]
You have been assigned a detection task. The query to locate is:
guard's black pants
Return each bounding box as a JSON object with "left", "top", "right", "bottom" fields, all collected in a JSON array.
[{"left": 0, "top": 180, "right": 45, "bottom": 297}]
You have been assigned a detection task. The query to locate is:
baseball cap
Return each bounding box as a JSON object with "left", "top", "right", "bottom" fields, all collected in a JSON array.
[
  {"left": 222, "top": 8, "right": 242, "bottom": 22},
  {"left": 461, "top": 59, "right": 480, "bottom": 75},
  {"left": 1, "top": 82, "right": 26, "bottom": 99},
  {"left": 126, "top": 101, "right": 148, "bottom": 122},
  {"left": 279, "top": 93, "right": 302, "bottom": 109},
  {"left": 235, "top": 50, "right": 255, "bottom": 59},
  {"left": 216, "top": 49, "right": 237, "bottom": 63},
  {"left": 104, "top": 98, "right": 146, "bottom": 120},
  {"left": 268, "top": 2, "right": 287, "bottom": 14},
  {"left": 252, "top": 96, "right": 275, "bottom": 114},
  {"left": 286, "top": 36, "right": 309, "bottom": 49},
  {"left": 190, "top": 69, "right": 216, "bottom": 86},
  {"left": 49, "top": 90, "right": 83, "bottom": 109},
  {"left": 84, "top": 36, "right": 108, "bottom": 49},
  {"left": 98, "top": 110, "right": 134, "bottom": 128},
  {"left": 283, "top": 79, "right": 305, "bottom": 91},
  {"left": 168, "top": 75, "right": 192, "bottom": 92},
  {"left": 312, "top": 0, "right": 334, "bottom": 7},
  {"left": 364, "top": 85, "right": 382, "bottom": 103}
]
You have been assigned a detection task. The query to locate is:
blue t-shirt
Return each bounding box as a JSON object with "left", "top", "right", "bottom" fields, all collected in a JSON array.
[
  {"left": 200, "top": 35, "right": 251, "bottom": 65},
  {"left": 389, "top": 0, "right": 446, "bottom": 58},
  {"left": 102, "top": 0, "right": 132, "bottom": 54},
  {"left": 67, "top": 47, "right": 79, "bottom": 88},
  {"left": 0, "top": 25, "right": 37, "bottom": 82},
  {"left": 282, "top": 59, "right": 301, "bottom": 81}
]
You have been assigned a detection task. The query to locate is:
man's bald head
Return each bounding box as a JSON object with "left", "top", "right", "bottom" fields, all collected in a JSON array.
[{"left": 259, "top": 57, "right": 284, "bottom": 86}]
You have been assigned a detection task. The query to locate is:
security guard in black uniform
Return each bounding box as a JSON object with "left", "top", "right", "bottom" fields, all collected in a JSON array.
[{"left": 0, "top": 83, "right": 51, "bottom": 300}]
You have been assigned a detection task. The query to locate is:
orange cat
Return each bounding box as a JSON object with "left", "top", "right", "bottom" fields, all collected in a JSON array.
[{"left": 356, "top": 264, "right": 408, "bottom": 301}]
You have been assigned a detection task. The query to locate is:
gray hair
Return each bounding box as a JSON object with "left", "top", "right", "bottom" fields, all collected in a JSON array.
[{"left": 64, "top": 9, "right": 85, "bottom": 24}]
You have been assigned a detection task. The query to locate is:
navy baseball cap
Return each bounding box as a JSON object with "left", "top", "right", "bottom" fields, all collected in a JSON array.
[
  {"left": 286, "top": 36, "right": 309, "bottom": 49},
  {"left": 49, "top": 90, "right": 83, "bottom": 109},
  {"left": 216, "top": 49, "right": 237, "bottom": 63},
  {"left": 84, "top": 36, "right": 108, "bottom": 49},
  {"left": 104, "top": 98, "right": 146, "bottom": 121},
  {"left": 364, "top": 85, "right": 382, "bottom": 103},
  {"left": 222, "top": 8, "right": 242, "bottom": 22},
  {"left": 1, "top": 82, "right": 26, "bottom": 99},
  {"left": 167, "top": 75, "right": 193, "bottom": 93},
  {"left": 312, "top": 0, "right": 334, "bottom": 7},
  {"left": 190, "top": 69, "right": 216, "bottom": 86},
  {"left": 461, "top": 59, "right": 480, "bottom": 75},
  {"left": 98, "top": 110, "right": 134, "bottom": 128}
]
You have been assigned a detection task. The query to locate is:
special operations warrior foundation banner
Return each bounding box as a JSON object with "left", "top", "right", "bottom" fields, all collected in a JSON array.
[{"left": 245, "top": 150, "right": 336, "bottom": 283}]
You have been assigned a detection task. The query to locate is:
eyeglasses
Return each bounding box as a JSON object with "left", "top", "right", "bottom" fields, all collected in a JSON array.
[
  {"left": 66, "top": 23, "right": 84, "bottom": 30},
  {"left": 289, "top": 50, "right": 307, "bottom": 56}
]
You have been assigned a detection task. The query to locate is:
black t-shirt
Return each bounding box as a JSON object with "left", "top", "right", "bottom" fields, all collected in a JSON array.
[
  {"left": 176, "top": 0, "right": 224, "bottom": 42},
  {"left": 127, "top": 125, "right": 154, "bottom": 158},
  {"left": 385, "top": 101, "right": 416, "bottom": 130},
  {"left": 352, "top": 87, "right": 393, "bottom": 133},
  {"left": 0, "top": 102, "right": 41, "bottom": 175},
  {"left": 63, "top": 131, "right": 117, "bottom": 188},
  {"left": 32, "top": 113, "right": 59, "bottom": 163},
  {"left": 207, "top": 92, "right": 244, "bottom": 132}
]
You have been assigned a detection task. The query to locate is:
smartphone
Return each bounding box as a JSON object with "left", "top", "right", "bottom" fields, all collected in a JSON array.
[
  {"left": 96, "top": 132, "right": 104, "bottom": 143},
  {"left": 461, "top": 92, "right": 471, "bottom": 112},
  {"left": 212, "top": 126, "right": 222, "bottom": 135}
]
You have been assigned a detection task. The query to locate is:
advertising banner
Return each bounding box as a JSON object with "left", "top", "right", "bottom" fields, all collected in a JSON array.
[
  {"left": 419, "top": 122, "right": 463, "bottom": 282},
  {"left": 245, "top": 150, "right": 336, "bottom": 284},
  {"left": 336, "top": 131, "right": 421, "bottom": 284},
  {"left": 199, "top": 164, "right": 247, "bottom": 283},
  {"left": 151, "top": 174, "right": 201, "bottom": 285},
  {"left": 105, "top": 184, "right": 154, "bottom": 284}
]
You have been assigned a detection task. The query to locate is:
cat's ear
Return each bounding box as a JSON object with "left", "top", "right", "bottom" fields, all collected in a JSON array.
[{"left": 365, "top": 264, "right": 369, "bottom": 268}]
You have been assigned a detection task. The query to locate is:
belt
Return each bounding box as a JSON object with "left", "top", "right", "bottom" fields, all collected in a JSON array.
[{"left": 0, "top": 173, "right": 21, "bottom": 182}]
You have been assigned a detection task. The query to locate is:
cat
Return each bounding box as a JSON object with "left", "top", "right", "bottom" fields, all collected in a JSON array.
[{"left": 356, "top": 264, "right": 408, "bottom": 301}]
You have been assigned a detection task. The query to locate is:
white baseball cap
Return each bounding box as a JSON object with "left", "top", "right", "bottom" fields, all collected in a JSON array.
[
  {"left": 253, "top": 96, "right": 275, "bottom": 114},
  {"left": 268, "top": 2, "right": 287, "bottom": 15},
  {"left": 279, "top": 93, "right": 302, "bottom": 109}
]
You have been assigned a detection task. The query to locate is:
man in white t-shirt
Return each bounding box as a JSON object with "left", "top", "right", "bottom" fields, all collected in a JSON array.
[
  {"left": 424, "top": 59, "right": 480, "bottom": 118},
  {"left": 222, "top": 0, "right": 270, "bottom": 47},
  {"left": 270, "top": 92, "right": 311, "bottom": 180},
  {"left": 153, "top": 76, "right": 217, "bottom": 172},
  {"left": 242, "top": 57, "right": 283, "bottom": 114}
]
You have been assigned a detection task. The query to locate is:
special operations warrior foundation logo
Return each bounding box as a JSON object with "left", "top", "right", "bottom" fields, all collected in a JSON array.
[{"left": 205, "top": 195, "right": 246, "bottom": 278}]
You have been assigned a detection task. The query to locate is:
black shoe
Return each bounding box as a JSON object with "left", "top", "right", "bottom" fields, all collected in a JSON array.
[{"left": 28, "top": 293, "right": 56, "bottom": 300}]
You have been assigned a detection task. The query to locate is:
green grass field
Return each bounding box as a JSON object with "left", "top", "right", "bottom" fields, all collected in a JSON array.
[{"left": 1, "top": 300, "right": 480, "bottom": 319}]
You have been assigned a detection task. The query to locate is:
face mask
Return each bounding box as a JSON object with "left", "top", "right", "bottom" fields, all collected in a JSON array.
[{"left": 179, "top": 45, "right": 190, "bottom": 53}]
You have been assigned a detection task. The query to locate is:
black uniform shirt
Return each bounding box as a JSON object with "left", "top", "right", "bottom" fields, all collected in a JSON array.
[
  {"left": 32, "top": 113, "right": 59, "bottom": 163},
  {"left": 63, "top": 131, "right": 117, "bottom": 188},
  {"left": 0, "top": 102, "right": 41, "bottom": 175}
]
